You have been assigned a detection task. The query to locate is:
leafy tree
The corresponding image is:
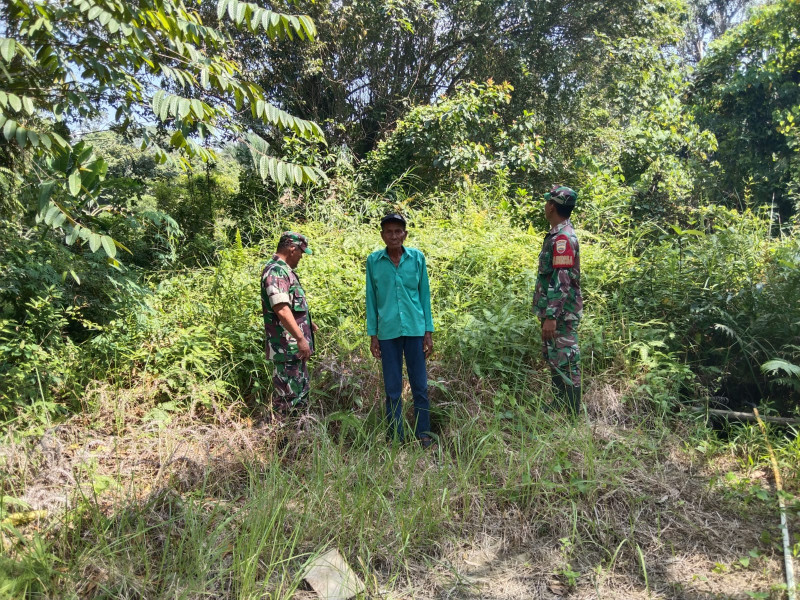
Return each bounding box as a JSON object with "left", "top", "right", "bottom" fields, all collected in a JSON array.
[
  {"left": 690, "top": 0, "right": 800, "bottom": 219},
  {"left": 574, "top": 31, "right": 719, "bottom": 220},
  {"left": 0, "top": 0, "right": 325, "bottom": 260},
  {"left": 367, "top": 80, "right": 547, "bottom": 193},
  {"left": 679, "top": 0, "right": 755, "bottom": 63},
  {"left": 245, "top": 0, "right": 691, "bottom": 157}
]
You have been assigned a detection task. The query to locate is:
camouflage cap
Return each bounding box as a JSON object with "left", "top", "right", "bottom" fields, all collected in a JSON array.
[
  {"left": 280, "top": 231, "right": 312, "bottom": 254},
  {"left": 544, "top": 186, "right": 578, "bottom": 207}
]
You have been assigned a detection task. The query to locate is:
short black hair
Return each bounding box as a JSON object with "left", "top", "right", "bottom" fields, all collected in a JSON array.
[
  {"left": 551, "top": 201, "right": 574, "bottom": 219},
  {"left": 277, "top": 238, "right": 295, "bottom": 252}
]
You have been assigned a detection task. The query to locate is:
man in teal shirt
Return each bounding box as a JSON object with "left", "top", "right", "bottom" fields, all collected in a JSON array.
[{"left": 366, "top": 213, "right": 434, "bottom": 446}]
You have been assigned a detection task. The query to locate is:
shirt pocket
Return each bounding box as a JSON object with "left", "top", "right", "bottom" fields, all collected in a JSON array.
[
  {"left": 291, "top": 287, "right": 308, "bottom": 313},
  {"left": 538, "top": 248, "right": 553, "bottom": 275}
]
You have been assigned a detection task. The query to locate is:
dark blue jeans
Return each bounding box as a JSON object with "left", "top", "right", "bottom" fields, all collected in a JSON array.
[{"left": 379, "top": 336, "right": 430, "bottom": 441}]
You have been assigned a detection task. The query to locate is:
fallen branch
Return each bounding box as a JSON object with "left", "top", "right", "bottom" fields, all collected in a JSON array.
[{"left": 690, "top": 406, "right": 800, "bottom": 426}]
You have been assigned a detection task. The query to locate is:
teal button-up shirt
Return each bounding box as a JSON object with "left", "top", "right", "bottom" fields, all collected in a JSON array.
[{"left": 366, "top": 246, "right": 434, "bottom": 340}]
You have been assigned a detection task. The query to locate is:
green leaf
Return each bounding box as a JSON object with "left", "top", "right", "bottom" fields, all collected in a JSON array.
[
  {"left": 101, "top": 235, "right": 116, "bottom": 258},
  {"left": 167, "top": 95, "right": 179, "bottom": 119},
  {"left": 68, "top": 170, "right": 81, "bottom": 196},
  {"left": 65, "top": 226, "right": 80, "bottom": 245},
  {"left": 88, "top": 232, "right": 102, "bottom": 253},
  {"left": 251, "top": 7, "right": 263, "bottom": 29},
  {"left": 152, "top": 89, "right": 166, "bottom": 120},
  {"left": 8, "top": 94, "right": 21, "bottom": 112},
  {"left": 299, "top": 15, "right": 316, "bottom": 38},
  {"left": 235, "top": 2, "right": 247, "bottom": 25},
  {"left": 15, "top": 125, "right": 26, "bottom": 147},
  {"left": 43, "top": 204, "right": 60, "bottom": 225},
  {"left": 0, "top": 38, "right": 15, "bottom": 62},
  {"left": 191, "top": 99, "right": 204, "bottom": 118},
  {"left": 216, "top": 0, "right": 228, "bottom": 20},
  {"left": 276, "top": 161, "right": 286, "bottom": 186},
  {"left": 177, "top": 98, "right": 191, "bottom": 119},
  {"left": 2, "top": 118, "right": 16, "bottom": 141},
  {"left": 761, "top": 360, "right": 800, "bottom": 378},
  {"left": 38, "top": 181, "right": 55, "bottom": 210},
  {"left": 51, "top": 132, "right": 68, "bottom": 148}
]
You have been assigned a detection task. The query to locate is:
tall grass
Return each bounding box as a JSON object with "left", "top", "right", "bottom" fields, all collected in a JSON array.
[
  {"left": 3, "top": 400, "right": 700, "bottom": 598},
  {"left": 2, "top": 179, "right": 798, "bottom": 598}
]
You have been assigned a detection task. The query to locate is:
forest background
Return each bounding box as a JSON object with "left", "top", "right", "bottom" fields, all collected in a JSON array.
[{"left": 2, "top": 0, "right": 800, "bottom": 598}]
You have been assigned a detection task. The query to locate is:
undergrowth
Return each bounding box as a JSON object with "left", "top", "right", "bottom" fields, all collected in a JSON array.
[{"left": 1, "top": 181, "right": 799, "bottom": 598}]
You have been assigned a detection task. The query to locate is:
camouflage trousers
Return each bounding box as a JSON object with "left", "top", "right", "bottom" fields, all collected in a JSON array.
[
  {"left": 541, "top": 319, "right": 581, "bottom": 387},
  {"left": 272, "top": 359, "right": 310, "bottom": 412}
]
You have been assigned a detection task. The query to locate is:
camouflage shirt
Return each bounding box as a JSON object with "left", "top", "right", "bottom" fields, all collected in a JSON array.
[
  {"left": 261, "top": 254, "right": 313, "bottom": 362},
  {"left": 533, "top": 220, "right": 583, "bottom": 321}
]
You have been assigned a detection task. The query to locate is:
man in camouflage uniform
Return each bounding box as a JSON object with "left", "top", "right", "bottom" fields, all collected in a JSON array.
[
  {"left": 532, "top": 186, "right": 583, "bottom": 413},
  {"left": 261, "top": 232, "right": 316, "bottom": 414}
]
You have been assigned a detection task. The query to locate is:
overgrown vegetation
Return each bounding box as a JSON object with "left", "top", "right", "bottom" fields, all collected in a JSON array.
[{"left": 2, "top": 0, "right": 800, "bottom": 598}]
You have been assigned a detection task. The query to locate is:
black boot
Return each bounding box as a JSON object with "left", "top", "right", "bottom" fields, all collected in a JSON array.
[
  {"left": 564, "top": 386, "right": 582, "bottom": 416},
  {"left": 550, "top": 375, "right": 567, "bottom": 411}
]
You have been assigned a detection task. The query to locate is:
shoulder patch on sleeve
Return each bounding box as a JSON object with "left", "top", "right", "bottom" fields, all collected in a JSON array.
[{"left": 552, "top": 235, "right": 575, "bottom": 268}]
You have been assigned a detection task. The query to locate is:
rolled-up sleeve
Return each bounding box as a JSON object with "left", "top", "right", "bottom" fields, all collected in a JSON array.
[
  {"left": 366, "top": 257, "right": 378, "bottom": 336},
  {"left": 418, "top": 254, "right": 434, "bottom": 332},
  {"left": 262, "top": 267, "right": 291, "bottom": 308}
]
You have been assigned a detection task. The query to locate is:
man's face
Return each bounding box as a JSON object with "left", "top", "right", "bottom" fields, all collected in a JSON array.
[
  {"left": 381, "top": 222, "right": 407, "bottom": 250},
  {"left": 285, "top": 244, "right": 304, "bottom": 269},
  {"left": 544, "top": 200, "right": 556, "bottom": 221}
]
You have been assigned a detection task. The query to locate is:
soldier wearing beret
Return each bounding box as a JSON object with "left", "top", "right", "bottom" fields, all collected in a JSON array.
[
  {"left": 532, "top": 186, "right": 583, "bottom": 413},
  {"left": 261, "top": 232, "right": 317, "bottom": 414}
]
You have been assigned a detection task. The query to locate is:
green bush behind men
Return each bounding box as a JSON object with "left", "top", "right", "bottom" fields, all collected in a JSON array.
[{"left": 260, "top": 186, "right": 583, "bottom": 420}]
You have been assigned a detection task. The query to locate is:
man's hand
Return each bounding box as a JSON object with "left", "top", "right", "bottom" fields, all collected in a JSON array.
[
  {"left": 423, "top": 331, "right": 433, "bottom": 358},
  {"left": 312, "top": 322, "right": 319, "bottom": 333},
  {"left": 370, "top": 336, "right": 381, "bottom": 360},
  {"left": 297, "top": 337, "right": 312, "bottom": 360},
  {"left": 541, "top": 318, "right": 557, "bottom": 340},
  {"left": 274, "top": 303, "right": 313, "bottom": 360}
]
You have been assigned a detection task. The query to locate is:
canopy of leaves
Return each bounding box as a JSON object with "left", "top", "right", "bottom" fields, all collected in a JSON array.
[
  {"left": 246, "top": 0, "right": 689, "bottom": 156},
  {"left": 366, "top": 81, "right": 547, "bottom": 192},
  {"left": 691, "top": 0, "right": 800, "bottom": 217},
  {"left": 570, "top": 32, "right": 719, "bottom": 219},
  {"left": 0, "top": 0, "right": 325, "bottom": 259},
  {"left": 680, "top": 0, "right": 753, "bottom": 63}
]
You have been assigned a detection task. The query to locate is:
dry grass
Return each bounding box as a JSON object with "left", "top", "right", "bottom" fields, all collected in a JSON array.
[{"left": 0, "top": 375, "right": 796, "bottom": 599}]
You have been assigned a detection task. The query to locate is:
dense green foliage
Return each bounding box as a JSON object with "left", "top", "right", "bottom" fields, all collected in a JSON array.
[
  {"left": 2, "top": 178, "right": 798, "bottom": 416},
  {"left": 692, "top": 0, "right": 800, "bottom": 219},
  {"left": 0, "top": 0, "right": 324, "bottom": 263},
  {"left": 1, "top": 0, "right": 797, "bottom": 419},
  {"left": 2, "top": 1, "right": 800, "bottom": 597}
]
